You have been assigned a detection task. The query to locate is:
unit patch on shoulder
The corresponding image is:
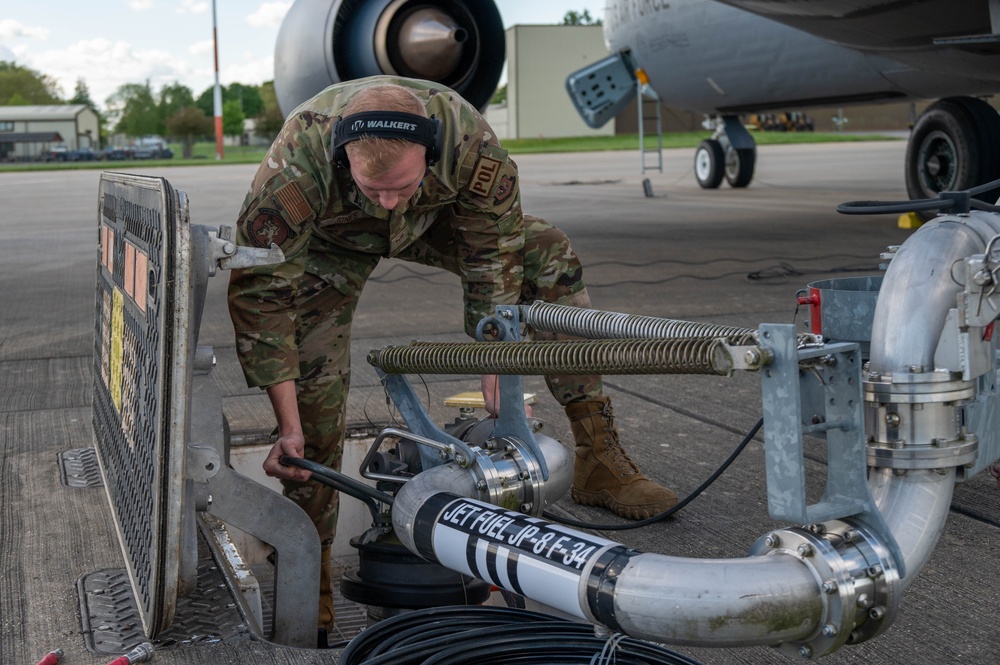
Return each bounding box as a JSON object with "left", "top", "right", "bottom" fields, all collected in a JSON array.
[
  {"left": 493, "top": 175, "right": 515, "bottom": 205},
  {"left": 273, "top": 182, "right": 313, "bottom": 225},
  {"left": 248, "top": 208, "right": 291, "bottom": 248},
  {"left": 467, "top": 155, "right": 502, "bottom": 197}
]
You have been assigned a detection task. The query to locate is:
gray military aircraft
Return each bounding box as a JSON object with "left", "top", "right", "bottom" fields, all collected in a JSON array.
[
  {"left": 566, "top": 0, "right": 1000, "bottom": 205},
  {"left": 273, "top": 0, "right": 505, "bottom": 116},
  {"left": 272, "top": 0, "right": 1000, "bottom": 205}
]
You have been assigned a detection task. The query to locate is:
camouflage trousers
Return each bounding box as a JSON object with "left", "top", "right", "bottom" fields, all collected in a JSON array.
[{"left": 283, "top": 215, "right": 604, "bottom": 543}]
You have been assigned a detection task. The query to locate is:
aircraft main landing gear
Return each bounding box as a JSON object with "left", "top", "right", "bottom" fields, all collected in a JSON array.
[
  {"left": 695, "top": 115, "right": 757, "bottom": 189},
  {"left": 905, "top": 96, "right": 1000, "bottom": 208}
]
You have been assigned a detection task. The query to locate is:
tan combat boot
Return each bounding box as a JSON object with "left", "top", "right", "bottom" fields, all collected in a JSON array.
[
  {"left": 318, "top": 543, "right": 335, "bottom": 647},
  {"left": 566, "top": 397, "right": 678, "bottom": 519}
]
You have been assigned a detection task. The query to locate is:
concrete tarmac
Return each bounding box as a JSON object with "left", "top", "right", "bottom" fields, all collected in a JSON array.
[{"left": 4, "top": 141, "right": 999, "bottom": 664}]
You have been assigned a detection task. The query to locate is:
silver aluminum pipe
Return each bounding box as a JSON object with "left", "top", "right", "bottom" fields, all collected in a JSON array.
[
  {"left": 866, "top": 211, "right": 1000, "bottom": 586},
  {"left": 390, "top": 213, "right": 999, "bottom": 654},
  {"left": 393, "top": 463, "right": 826, "bottom": 648},
  {"left": 869, "top": 212, "right": 1000, "bottom": 374}
]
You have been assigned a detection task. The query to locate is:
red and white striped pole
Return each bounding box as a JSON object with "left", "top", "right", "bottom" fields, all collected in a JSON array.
[{"left": 212, "top": 0, "right": 224, "bottom": 160}]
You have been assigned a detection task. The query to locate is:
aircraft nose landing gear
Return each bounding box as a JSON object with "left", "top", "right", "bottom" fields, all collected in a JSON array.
[{"left": 695, "top": 115, "right": 757, "bottom": 189}]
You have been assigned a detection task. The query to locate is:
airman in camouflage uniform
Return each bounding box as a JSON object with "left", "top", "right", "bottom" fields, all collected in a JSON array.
[{"left": 228, "top": 76, "right": 677, "bottom": 638}]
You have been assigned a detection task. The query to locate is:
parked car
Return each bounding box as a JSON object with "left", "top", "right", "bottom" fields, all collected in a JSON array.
[
  {"left": 102, "top": 146, "right": 133, "bottom": 161},
  {"left": 133, "top": 145, "right": 174, "bottom": 159},
  {"left": 46, "top": 146, "right": 69, "bottom": 161},
  {"left": 98, "top": 144, "right": 175, "bottom": 161},
  {"left": 68, "top": 147, "right": 97, "bottom": 161}
]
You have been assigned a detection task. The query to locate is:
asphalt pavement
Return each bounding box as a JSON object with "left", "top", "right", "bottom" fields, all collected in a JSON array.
[{"left": 4, "top": 141, "right": 999, "bottom": 664}]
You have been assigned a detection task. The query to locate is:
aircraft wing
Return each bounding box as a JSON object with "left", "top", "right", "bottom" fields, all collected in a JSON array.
[{"left": 715, "top": 0, "right": 1000, "bottom": 80}]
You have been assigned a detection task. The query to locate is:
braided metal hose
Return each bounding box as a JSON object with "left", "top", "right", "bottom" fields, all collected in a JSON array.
[
  {"left": 368, "top": 338, "right": 744, "bottom": 376},
  {"left": 522, "top": 301, "right": 757, "bottom": 340}
]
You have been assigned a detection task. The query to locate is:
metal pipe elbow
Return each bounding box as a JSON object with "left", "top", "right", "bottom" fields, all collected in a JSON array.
[{"left": 393, "top": 432, "right": 572, "bottom": 554}]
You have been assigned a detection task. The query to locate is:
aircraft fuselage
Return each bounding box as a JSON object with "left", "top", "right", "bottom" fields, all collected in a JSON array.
[{"left": 604, "top": 0, "right": 1000, "bottom": 114}]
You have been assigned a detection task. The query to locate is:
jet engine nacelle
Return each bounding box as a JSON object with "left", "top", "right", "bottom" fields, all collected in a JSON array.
[{"left": 275, "top": 0, "right": 505, "bottom": 116}]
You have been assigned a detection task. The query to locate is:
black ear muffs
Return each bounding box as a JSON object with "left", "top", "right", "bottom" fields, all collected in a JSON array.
[{"left": 332, "top": 111, "right": 442, "bottom": 168}]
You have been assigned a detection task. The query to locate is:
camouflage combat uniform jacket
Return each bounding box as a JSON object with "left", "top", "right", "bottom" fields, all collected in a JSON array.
[{"left": 228, "top": 76, "right": 525, "bottom": 389}]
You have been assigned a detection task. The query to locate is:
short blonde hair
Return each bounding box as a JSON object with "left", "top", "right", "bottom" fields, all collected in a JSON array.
[{"left": 343, "top": 85, "right": 429, "bottom": 178}]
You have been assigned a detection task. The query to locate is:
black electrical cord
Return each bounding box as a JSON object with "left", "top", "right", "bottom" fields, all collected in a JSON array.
[
  {"left": 542, "top": 417, "right": 763, "bottom": 531},
  {"left": 338, "top": 605, "right": 702, "bottom": 665},
  {"left": 368, "top": 252, "right": 888, "bottom": 288},
  {"left": 836, "top": 175, "right": 1000, "bottom": 215}
]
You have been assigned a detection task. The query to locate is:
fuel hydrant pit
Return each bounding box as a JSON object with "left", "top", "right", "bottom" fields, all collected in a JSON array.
[{"left": 341, "top": 527, "right": 491, "bottom": 624}]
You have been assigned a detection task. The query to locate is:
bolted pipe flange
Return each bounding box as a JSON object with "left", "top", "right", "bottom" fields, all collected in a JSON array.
[
  {"left": 467, "top": 434, "right": 546, "bottom": 515},
  {"left": 748, "top": 518, "right": 900, "bottom": 660},
  {"left": 867, "top": 435, "right": 978, "bottom": 470}
]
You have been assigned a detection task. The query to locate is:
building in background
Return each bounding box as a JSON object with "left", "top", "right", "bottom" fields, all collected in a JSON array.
[
  {"left": 0, "top": 105, "right": 100, "bottom": 161},
  {"left": 487, "top": 25, "right": 614, "bottom": 140}
]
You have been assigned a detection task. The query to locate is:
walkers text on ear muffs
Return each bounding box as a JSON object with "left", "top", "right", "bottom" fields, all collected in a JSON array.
[{"left": 332, "top": 111, "right": 442, "bottom": 168}]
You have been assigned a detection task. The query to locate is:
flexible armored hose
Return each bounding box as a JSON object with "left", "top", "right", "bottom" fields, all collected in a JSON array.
[
  {"left": 521, "top": 301, "right": 758, "bottom": 341},
  {"left": 368, "top": 338, "right": 742, "bottom": 376}
]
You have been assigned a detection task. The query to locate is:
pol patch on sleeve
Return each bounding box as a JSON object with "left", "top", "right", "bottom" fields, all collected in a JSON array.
[{"left": 467, "top": 155, "right": 502, "bottom": 197}]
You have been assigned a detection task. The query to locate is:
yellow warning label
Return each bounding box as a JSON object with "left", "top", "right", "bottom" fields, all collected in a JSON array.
[
  {"left": 110, "top": 287, "right": 124, "bottom": 412},
  {"left": 100, "top": 290, "right": 111, "bottom": 390}
]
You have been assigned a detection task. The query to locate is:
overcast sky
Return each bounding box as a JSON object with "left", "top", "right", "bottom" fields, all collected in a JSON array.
[{"left": 0, "top": 1, "right": 607, "bottom": 110}]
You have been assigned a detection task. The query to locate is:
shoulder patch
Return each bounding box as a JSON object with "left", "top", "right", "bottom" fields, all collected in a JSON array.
[
  {"left": 273, "top": 182, "right": 313, "bottom": 225},
  {"left": 467, "top": 155, "right": 502, "bottom": 197},
  {"left": 248, "top": 208, "right": 291, "bottom": 248},
  {"left": 493, "top": 175, "right": 515, "bottom": 205}
]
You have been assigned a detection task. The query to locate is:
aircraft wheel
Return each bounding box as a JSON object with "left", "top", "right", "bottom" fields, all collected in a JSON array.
[
  {"left": 724, "top": 146, "right": 756, "bottom": 188},
  {"left": 694, "top": 139, "right": 725, "bottom": 189},
  {"left": 905, "top": 97, "right": 1000, "bottom": 206}
]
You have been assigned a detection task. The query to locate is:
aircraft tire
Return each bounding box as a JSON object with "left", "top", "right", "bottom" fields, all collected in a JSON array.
[
  {"left": 952, "top": 96, "right": 1000, "bottom": 205},
  {"left": 724, "top": 147, "right": 755, "bottom": 188},
  {"left": 905, "top": 97, "right": 1000, "bottom": 207},
  {"left": 695, "top": 139, "right": 725, "bottom": 189}
]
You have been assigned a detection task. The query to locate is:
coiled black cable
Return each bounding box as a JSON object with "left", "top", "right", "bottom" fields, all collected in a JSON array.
[
  {"left": 338, "top": 606, "right": 702, "bottom": 665},
  {"left": 836, "top": 176, "right": 1000, "bottom": 215}
]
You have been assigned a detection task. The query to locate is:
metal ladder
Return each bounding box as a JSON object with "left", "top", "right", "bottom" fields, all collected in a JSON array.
[{"left": 637, "top": 77, "right": 663, "bottom": 174}]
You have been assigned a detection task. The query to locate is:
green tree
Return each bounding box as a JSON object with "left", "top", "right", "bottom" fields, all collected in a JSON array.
[
  {"left": 0, "top": 62, "right": 62, "bottom": 105},
  {"left": 196, "top": 82, "right": 263, "bottom": 118},
  {"left": 69, "top": 78, "right": 96, "bottom": 109},
  {"left": 69, "top": 78, "right": 106, "bottom": 147},
  {"left": 562, "top": 9, "right": 601, "bottom": 25},
  {"left": 254, "top": 80, "right": 285, "bottom": 142},
  {"left": 5, "top": 92, "right": 30, "bottom": 106},
  {"left": 107, "top": 81, "right": 160, "bottom": 138},
  {"left": 195, "top": 85, "right": 217, "bottom": 117},
  {"left": 222, "top": 98, "right": 246, "bottom": 141},
  {"left": 165, "top": 106, "right": 213, "bottom": 158},
  {"left": 158, "top": 82, "right": 195, "bottom": 126},
  {"left": 491, "top": 84, "right": 507, "bottom": 105},
  {"left": 227, "top": 82, "right": 263, "bottom": 117}
]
